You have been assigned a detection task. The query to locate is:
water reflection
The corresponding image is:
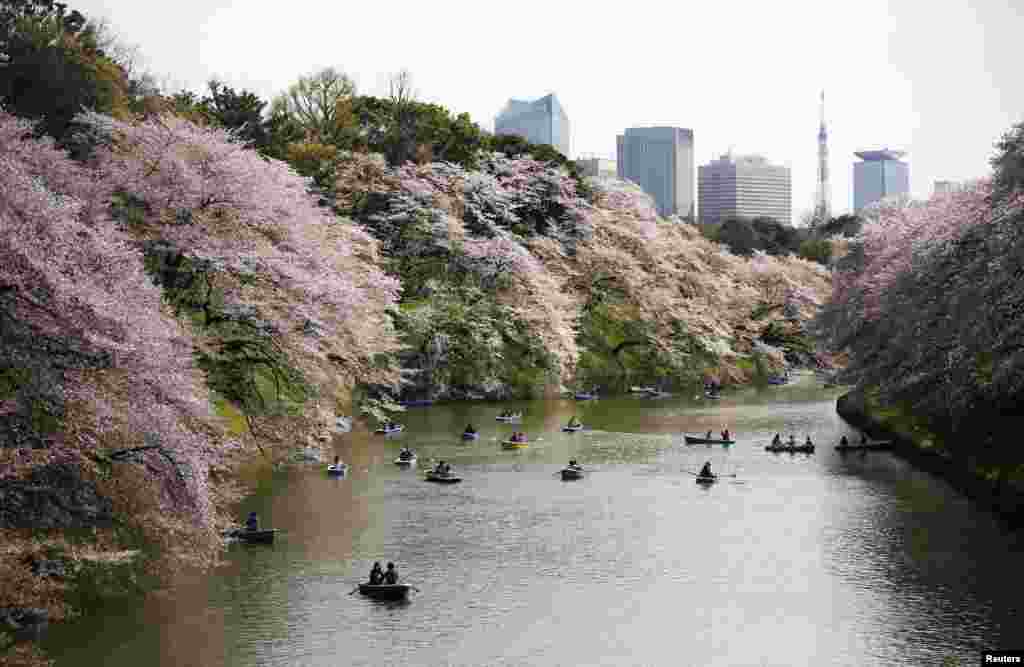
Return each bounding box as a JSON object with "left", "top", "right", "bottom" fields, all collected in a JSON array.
[{"left": 43, "top": 384, "right": 1022, "bottom": 666}]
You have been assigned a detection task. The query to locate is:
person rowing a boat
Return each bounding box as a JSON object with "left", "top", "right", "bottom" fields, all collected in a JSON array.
[
  {"left": 369, "top": 562, "right": 384, "bottom": 585},
  {"left": 399, "top": 447, "right": 413, "bottom": 461},
  {"left": 805, "top": 436, "right": 814, "bottom": 447},
  {"left": 434, "top": 460, "right": 446, "bottom": 474},
  {"left": 721, "top": 428, "right": 731, "bottom": 441},
  {"left": 567, "top": 416, "right": 581, "bottom": 428},
  {"left": 245, "top": 511, "right": 259, "bottom": 532},
  {"left": 699, "top": 461, "right": 713, "bottom": 478},
  {"left": 568, "top": 459, "right": 581, "bottom": 470},
  {"left": 384, "top": 562, "right": 399, "bottom": 585},
  {"left": 787, "top": 434, "right": 797, "bottom": 447},
  {"left": 465, "top": 424, "right": 477, "bottom": 435},
  {"left": 705, "top": 430, "right": 713, "bottom": 440},
  {"left": 772, "top": 433, "right": 782, "bottom": 446},
  {"left": 839, "top": 435, "right": 849, "bottom": 447}
]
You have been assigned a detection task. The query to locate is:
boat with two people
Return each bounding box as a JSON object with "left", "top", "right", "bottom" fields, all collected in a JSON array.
[
  {"left": 765, "top": 434, "right": 815, "bottom": 454},
  {"left": 560, "top": 459, "right": 585, "bottom": 480},
  {"left": 425, "top": 460, "right": 461, "bottom": 483},
  {"left": 684, "top": 428, "right": 735, "bottom": 445},
  {"left": 562, "top": 417, "right": 584, "bottom": 432},
  {"left": 375, "top": 421, "right": 405, "bottom": 435},
  {"left": 394, "top": 447, "right": 417, "bottom": 466},
  {"left": 835, "top": 433, "right": 894, "bottom": 452},
  {"left": 461, "top": 423, "right": 480, "bottom": 440},
  {"left": 357, "top": 561, "right": 413, "bottom": 600},
  {"left": 502, "top": 431, "right": 529, "bottom": 449}
]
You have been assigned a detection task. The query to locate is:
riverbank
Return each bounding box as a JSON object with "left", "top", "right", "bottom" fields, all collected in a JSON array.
[{"left": 836, "top": 387, "right": 1024, "bottom": 529}]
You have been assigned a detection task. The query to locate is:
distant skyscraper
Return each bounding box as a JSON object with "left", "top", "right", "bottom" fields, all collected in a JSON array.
[
  {"left": 494, "top": 93, "right": 570, "bottom": 157},
  {"left": 698, "top": 153, "right": 792, "bottom": 225},
  {"left": 575, "top": 157, "right": 617, "bottom": 180},
  {"left": 814, "top": 91, "right": 831, "bottom": 222},
  {"left": 853, "top": 149, "right": 910, "bottom": 211},
  {"left": 933, "top": 179, "right": 968, "bottom": 196},
  {"left": 616, "top": 127, "right": 695, "bottom": 218}
]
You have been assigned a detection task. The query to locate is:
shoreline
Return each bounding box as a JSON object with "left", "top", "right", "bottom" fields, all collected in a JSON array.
[{"left": 836, "top": 388, "right": 1024, "bottom": 530}]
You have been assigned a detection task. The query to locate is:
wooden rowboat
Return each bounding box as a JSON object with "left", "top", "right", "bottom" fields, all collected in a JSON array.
[
  {"left": 358, "top": 583, "right": 411, "bottom": 600},
  {"left": 375, "top": 424, "right": 405, "bottom": 435},
  {"left": 560, "top": 467, "right": 584, "bottom": 480},
  {"left": 229, "top": 528, "right": 277, "bottom": 544},
  {"left": 836, "top": 440, "right": 893, "bottom": 452},
  {"left": 765, "top": 445, "right": 815, "bottom": 454},
  {"left": 684, "top": 435, "right": 735, "bottom": 445},
  {"left": 501, "top": 440, "right": 529, "bottom": 449},
  {"left": 425, "top": 471, "right": 461, "bottom": 483}
]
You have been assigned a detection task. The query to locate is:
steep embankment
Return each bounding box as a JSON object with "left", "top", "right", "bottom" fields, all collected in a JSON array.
[{"left": 818, "top": 130, "right": 1024, "bottom": 527}]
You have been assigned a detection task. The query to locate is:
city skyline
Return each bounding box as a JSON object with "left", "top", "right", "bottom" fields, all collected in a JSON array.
[{"left": 70, "top": 0, "right": 1024, "bottom": 219}]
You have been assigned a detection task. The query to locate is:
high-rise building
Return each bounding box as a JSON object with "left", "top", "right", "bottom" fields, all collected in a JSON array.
[
  {"left": 933, "top": 179, "right": 969, "bottom": 196},
  {"left": 494, "top": 93, "right": 570, "bottom": 158},
  {"left": 698, "top": 153, "right": 792, "bottom": 225},
  {"left": 616, "top": 127, "right": 695, "bottom": 218},
  {"left": 574, "top": 156, "right": 617, "bottom": 180},
  {"left": 853, "top": 149, "right": 909, "bottom": 211}
]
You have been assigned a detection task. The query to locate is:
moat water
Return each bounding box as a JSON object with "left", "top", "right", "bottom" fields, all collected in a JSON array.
[{"left": 43, "top": 377, "right": 1023, "bottom": 666}]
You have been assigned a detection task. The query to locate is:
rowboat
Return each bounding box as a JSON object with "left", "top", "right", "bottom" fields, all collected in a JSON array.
[
  {"left": 560, "top": 467, "right": 584, "bottom": 480},
  {"left": 695, "top": 475, "right": 717, "bottom": 485},
  {"left": 501, "top": 440, "right": 529, "bottom": 449},
  {"left": 394, "top": 455, "right": 417, "bottom": 466},
  {"left": 358, "top": 583, "right": 411, "bottom": 600},
  {"left": 836, "top": 440, "right": 893, "bottom": 452},
  {"left": 629, "top": 386, "right": 657, "bottom": 394},
  {"left": 765, "top": 444, "right": 815, "bottom": 454},
  {"left": 425, "top": 471, "right": 461, "bottom": 483},
  {"left": 562, "top": 424, "right": 584, "bottom": 432},
  {"left": 327, "top": 463, "right": 347, "bottom": 475},
  {"left": 766, "top": 376, "right": 790, "bottom": 385},
  {"left": 684, "top": 435, "right": 735, "bottom": 445},
  {"left": 229, "top": 528, "right": 277, "bottom": 544},
  {"left": 704, "top": 392, "right": 722, "bottom": 400},
  {"left": 574, "top": 392, "right": 598, "bottom": 401},
  {"left": 461, "top": 431, "right": 480, "bottom": 440},
  {"left": 495, "top": 414, "right": 522, "bottom": 422},
  {"left": 375, "top": 424, "right": 405, "bottom": 435}
]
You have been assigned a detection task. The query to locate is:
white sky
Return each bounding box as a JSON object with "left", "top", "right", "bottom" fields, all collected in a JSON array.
[{"left": 78, "top": 0, "right": 1023, "bottom": 220}]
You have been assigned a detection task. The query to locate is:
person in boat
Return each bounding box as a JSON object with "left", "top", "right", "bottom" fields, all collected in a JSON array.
[
  {"left": 839, "top": 435, "right": 849, "bottom": 447},
  {"left": 787, "top": 434, "right": 797, "bottom": 447},
  {"left": 805, "top": 436, "right": 814, "bottom": 447},
  {"left": 699, "top": 461, "right": 713, "bottom": 478},
  {"left": 369, "top": 561, "right": 384, "bottom": 585},
  {"left": 399, "top": 447, "right": 412, "bottom": 460},
  {"left": 567, "top": 416, "right": 580, "bottom": 428},
  {"left": 772, "top": 433, "right": 782, "bottom": 446},
  {"left": 705, "top": 430, "right": 713, "bottom": 440},
  {"left": 568, "top": 459, "right": 580, "bottom": 470},
  {"left": 465, "top": 423, "right": 477, "bottom": 434},
  {"left": 245, "top": 511, "right": 259, "bottom": 532},
  {"left": 383, "top": 562, "right": 398, "bottom": 585},
  {"left": 332, "top": 455, "right": 343, "bottom": 468},
  {"left": 721, "top": 428, "right": 731, "bottom": 441},
  {"left": 434, "top": 460, "right": 446, "bottom": 474}
]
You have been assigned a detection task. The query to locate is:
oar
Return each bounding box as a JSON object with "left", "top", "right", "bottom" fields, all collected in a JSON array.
[{"left": 683, "top": 469, "right": 738, "bottom": 478}]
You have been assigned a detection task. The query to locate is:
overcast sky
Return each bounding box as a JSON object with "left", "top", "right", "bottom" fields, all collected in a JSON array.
[{"left": 77, "top": 0, "right": 1023, "bottom": 220}]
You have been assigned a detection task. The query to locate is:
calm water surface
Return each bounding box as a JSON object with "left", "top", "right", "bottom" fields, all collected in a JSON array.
[{"left": 44, "top": 378, "right": 1023, "bottom": 666}]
